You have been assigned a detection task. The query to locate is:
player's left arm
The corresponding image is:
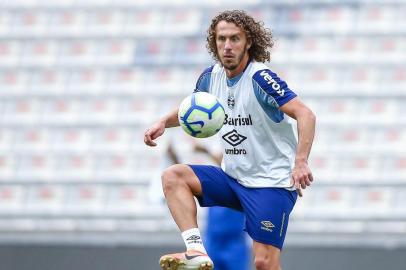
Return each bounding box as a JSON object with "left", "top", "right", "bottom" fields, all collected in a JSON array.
[{"left": 280, "top": 97, "right": 316, "bottom": 193}]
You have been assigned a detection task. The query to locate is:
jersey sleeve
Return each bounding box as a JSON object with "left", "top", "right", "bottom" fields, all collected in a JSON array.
[
  {"left": 194, "top": 65, "right": 214, "bottom": 93},
  {"left": 252, "top": 68, "right": 297, "bottom": 108}
]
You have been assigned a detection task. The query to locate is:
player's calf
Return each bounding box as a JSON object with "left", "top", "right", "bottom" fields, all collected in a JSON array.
[{"left": 254, "top": 256, "right": 281, "bottom": 270}]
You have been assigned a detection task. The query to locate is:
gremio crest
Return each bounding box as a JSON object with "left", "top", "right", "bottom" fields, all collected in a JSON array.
[{"left": 227, "top": 93, "right": 235, "bottom": 109}]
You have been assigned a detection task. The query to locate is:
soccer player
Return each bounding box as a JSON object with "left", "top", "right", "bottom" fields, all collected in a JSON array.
[{"left": 144, "top": 10, "right": 316, "bottom": 270}]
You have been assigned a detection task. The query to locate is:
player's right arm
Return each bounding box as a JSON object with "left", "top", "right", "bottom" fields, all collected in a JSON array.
[
  {"left": 144, "top": 107, "right": 180, "bottom": 147},
  {"left": 145, "top": 65, "right": 213, "bottom": 147}
]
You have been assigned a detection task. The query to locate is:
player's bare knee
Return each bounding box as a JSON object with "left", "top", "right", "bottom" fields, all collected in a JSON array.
[
  {"left": 254, "top": 256, "right": 280, "bottom": 270},
  {"left": 161, "top": 165, "right": 188, "bottom": 194}
]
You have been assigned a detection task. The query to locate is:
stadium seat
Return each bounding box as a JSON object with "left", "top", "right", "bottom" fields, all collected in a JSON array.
[
  {"left": 0, "top": 129, "right": 14, "bottom": 152},
  {"left": 393, "top": 188, "right": 406, "bottom": 217},
  {"left": 94, "top": 154, "right": 136, "bottom": 181},
  {"left": 0, "top": 41, "right": 20, "bottom": 67},
  {"left": 361, "top": 99, "right": 398, "bottom": 125},
  {"left": 13, "top": 128, "right": 51, "bottom": 152},
  {"left": 174, "top": 38, "right": 207, "bottom": 64},
  {"left": 338, "top": 156, "right": 380, "bottom": 183},
  {"left": 2, "top": 99, "right": 40, "bottom": 125},
  {"left": 117, "top": 97, "right": 155, "bottom": 123},
  {"left": 340, "top": 67, "right": 377, "bottom": 94},
  {"left": 355, "top": 188, "right": 394, "bottom": 218},
  {"left": 28, "top": 70, "right": 67, "bottom": 95},
  {"left": 47, "top": 11, "right": 86, "bottom": 36},
  {"left": 91, "top": 128, "right": 132, "bottom": 152},
  {"left": 334, "top": 37, "right": 365, "bottom": 63},
  {"left": 64, "top": 185, "right": 105, "bottom": 214},
  {"left": 86, "top": 11, "right": 124, "bottom": 36},
  {"left": 58, "top": 41, "right": 96, "bottom": 66},
  {"left": 309, "top": 187, "right": 354, "bottom": 218},
  {"left": 0, "top": 185, "right": 25, "bottom": 212},
  {"left": 51, "top": 128, "right": 91, "bottom": 152},
  {"left": 12, "top": 11, "right": 48, "bottom": 36},
  {"left": 309, "top": 154, "right": 337, "bottom": 182},
  {"left": 54, "top": 154, "right": 94, "bottom": 182},
  {"left": 335, "top": 128, "right": 368, "bottom": 152},
  {"left": 0, "top": 12, "right": 12, "bottom": 36},
  {"left": 105, "top": 185, "right": 146, "bottom": 214},
  {"left": 134, "top": 40, "right": 173, "bottom": 65},
  {"left": 95, "top": 39, "right": 135, "bottom": 65},
  {"left": 20, "top": 41, "right": 57, "bottom": 67},
  {"left": 0, "top": 155, "right": 16, "bottom": 180},
  {"left": 163, "top": 10, "right": 201, "bottom": 36},
  {"left": 65, "top": 69, "right": 105, "bottom": 94},
  {"left": 379, "top": 67, "right": 406, "bottom": 94},
  {"left": 79, "top": 98, "right": 119, "bottom": 124},
  {"left": 0, "top": 70, "right": 29, "bottom": 94},
  {"left": 105, "top": 68, "right": 144, "bottom": 94},
  {"left": 357, "top": 6, "right": 396, "bottom": 33},
  {"left": 25, "top": 185, "right": 65, "bottom": 213},
  {"left": 41, "top": 99, "right": 79, "bottom": 125},
  {"left": 320, "top": 99, "right": 357, "bottom": 124},
  {"left": 380, "top": 156, "right": 406, "bottom": 183},
  {"left": 15, "top": 155, "right": 55, "bottom": 181},
  {"left": 124, "top": 11, "right": 163, "bottom": 36}
]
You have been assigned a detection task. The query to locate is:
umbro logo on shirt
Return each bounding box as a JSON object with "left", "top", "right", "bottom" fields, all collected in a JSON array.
[
  {"left": 222, "top": 129, "right": 247, "bottom": 147},
  {"left": 223, "top": 129, "right": 247, "bottom": 155}
]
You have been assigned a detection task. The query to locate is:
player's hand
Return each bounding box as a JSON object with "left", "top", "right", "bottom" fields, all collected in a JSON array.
[
  {"left": 144, "top": 121, "right": 165, "bottom": 147},
  {"left": 292, "top": 160, "right": 313, "bottom": 197}
]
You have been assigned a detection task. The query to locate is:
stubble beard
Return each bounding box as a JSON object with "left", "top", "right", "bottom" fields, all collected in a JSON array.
[{"left": 220, "top": 46, "right": 248, "bottom": 71}]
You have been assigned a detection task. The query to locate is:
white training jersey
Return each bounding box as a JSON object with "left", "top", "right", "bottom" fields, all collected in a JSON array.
[{"left": 195, "top": 61, "right": 298, "bottom": 189}]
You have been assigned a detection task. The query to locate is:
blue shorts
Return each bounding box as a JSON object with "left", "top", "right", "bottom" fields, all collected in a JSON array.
[{"left": 189, "top": 165, "right": 297, "bottom": 250}]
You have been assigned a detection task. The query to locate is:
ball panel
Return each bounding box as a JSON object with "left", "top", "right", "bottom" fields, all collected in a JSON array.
[
  {"left": 178, "top": 96, "right": 192, "bottom": 117},
  {"left": 194, "top": 92, "right": 217, "bottom": 109}
]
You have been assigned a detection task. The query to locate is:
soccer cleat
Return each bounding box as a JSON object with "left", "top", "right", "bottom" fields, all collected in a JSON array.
[{"left": 159, "top": 250, "right": 213, "bottom": 270}]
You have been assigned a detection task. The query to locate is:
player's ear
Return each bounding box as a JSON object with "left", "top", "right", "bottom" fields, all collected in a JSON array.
[{"left": 246, "top": 38, "right": 252, "bottom": 50}]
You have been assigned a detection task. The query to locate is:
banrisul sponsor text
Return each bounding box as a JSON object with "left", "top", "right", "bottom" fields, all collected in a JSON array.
[{"left": 224, "top": 114, "right": 253, "bottom": 126}]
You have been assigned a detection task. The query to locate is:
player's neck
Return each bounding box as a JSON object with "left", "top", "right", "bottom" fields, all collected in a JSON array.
[{"left": 225, "top": 54, "right": 250, "bottom": 79}]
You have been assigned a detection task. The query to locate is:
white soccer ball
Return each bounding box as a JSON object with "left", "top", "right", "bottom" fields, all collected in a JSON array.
[{"left": 178, "top": 92, "right": 225, "bottom": 138}]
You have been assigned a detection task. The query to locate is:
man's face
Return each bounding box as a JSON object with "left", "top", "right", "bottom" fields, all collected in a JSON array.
[{"left": 215, "top": 21, "right": 251, "bottom": 72}]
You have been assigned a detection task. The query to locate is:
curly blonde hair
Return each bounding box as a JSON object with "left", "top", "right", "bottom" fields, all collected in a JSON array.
[{"left": 206, "top": 10, "right": 274, "bottom": 63}]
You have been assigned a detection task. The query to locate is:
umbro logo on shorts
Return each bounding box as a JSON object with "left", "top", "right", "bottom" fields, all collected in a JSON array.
[
  {"left": 261, "top": 221, "right": 275, "bottom": 232},
  {"left": 261, "top": 221, "right": 275, "bottom": 228}
]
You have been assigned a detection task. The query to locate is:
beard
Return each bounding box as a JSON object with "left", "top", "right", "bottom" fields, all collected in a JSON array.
[{"left": 220, "top": 45, "right": 248, "bottom": 71}]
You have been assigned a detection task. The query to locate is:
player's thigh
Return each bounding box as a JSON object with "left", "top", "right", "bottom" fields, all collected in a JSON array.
[
  {"left": 162, "top": 164, "right": 203, "bottom": 196},
  {"left": 188, "top": 165, "right": 242, "bottom": 211},
  {"left": 232, "top": 186, "right": 297, "bottom": 249}
]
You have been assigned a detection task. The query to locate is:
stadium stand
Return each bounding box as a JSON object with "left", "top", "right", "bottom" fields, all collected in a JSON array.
[{"left": 0, "top": 0, "right": 405, "bottom": 250}]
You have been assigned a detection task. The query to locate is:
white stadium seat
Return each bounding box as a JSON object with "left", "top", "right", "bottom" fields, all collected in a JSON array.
[
  {"left": 20, "top": 41, "right": 57, "bottom": 67},
  {"left": 0, "top": 41, "right": 21, "bottom": 67},
  {"left": 47, "top": 11, "right": 87, "bottom": 36},
  {"left": 0, "top": 185, "right": 25, "bottom": 213}
]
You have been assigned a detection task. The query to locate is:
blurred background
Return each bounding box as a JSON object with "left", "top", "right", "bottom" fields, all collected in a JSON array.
[{"left": 0, "top": 0, "right": 405, "bottom": 269}]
